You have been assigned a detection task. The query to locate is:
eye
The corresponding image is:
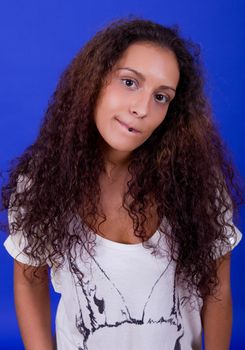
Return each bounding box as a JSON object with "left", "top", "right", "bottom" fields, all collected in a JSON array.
[
  {"left": 121, "top": 78, "right": 137, "bottom": 88},
  {"left": 155, "top": 94, "right": 170, "bottom": 104}
]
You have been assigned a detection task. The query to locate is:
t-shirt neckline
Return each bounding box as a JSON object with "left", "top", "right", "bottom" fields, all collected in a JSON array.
[
  {"left": 94, "top": 229, "right": 160, "bottom": 251},
  {"left": 75, "top": 213, "right": 160, "bottom": 251}
]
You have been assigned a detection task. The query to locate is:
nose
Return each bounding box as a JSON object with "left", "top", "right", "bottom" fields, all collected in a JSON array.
[{"left": 129, "top": 92, "right": 151, "bottom": 119}]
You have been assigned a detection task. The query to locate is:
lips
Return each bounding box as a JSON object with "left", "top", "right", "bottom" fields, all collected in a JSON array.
[{"left": 115, "top": 117, "right": 141, "bottom": 133}]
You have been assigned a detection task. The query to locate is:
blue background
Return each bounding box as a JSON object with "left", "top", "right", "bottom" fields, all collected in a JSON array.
[{"left": 0, "top": 1, "right": 244, "bottom": 349}]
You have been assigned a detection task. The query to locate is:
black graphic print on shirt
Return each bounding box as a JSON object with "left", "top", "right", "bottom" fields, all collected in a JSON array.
[{"left": 69, "top": 253, "right": 184, "bottom": 350}]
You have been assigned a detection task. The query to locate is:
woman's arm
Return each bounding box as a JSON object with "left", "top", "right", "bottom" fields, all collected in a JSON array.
[
  {"left": 201, "top": 252, "right": 232, "bottom": 350},
  {"left": 14, "top": 260, "right": 53, "bottom": 350}
]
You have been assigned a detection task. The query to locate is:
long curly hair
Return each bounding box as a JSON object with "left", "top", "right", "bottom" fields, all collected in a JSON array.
[{"left": 1, "top": 18, "right": 244, "bottom": 298}]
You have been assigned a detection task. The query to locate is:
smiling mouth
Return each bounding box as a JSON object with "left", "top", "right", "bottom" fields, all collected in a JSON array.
[{"left": 115, "top": 118, "right": 141, "bottom": 133}]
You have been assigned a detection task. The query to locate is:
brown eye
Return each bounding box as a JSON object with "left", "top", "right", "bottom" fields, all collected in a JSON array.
[
  {"left": 121, "top": 78, "right": 137, "bottom": 88},
  {"left": 155, "top": 94, "right": 169, "bottom": 104}
]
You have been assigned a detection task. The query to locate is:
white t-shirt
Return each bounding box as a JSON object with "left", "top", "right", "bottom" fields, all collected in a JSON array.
[{"left": 4, "top": 213, "right": 242, "bottom": 350}]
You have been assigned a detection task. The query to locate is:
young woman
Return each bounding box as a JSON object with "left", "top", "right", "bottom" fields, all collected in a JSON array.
[{"left": 2, "top": 18, "right": 243, "bottom": 350}]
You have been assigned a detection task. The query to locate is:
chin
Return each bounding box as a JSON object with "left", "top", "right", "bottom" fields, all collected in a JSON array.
[
  {"left": 115, "top": 143, "right": 148, "bottom": 154},
  {"left": 104, "top": 140, "right": 139, "bottom": 153}
]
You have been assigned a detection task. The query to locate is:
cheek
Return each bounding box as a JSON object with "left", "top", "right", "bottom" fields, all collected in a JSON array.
[
  {"left": 98, "top": 84, "right": 127, "bottom": 114},
  {"left": 148, "top": 106, "right": 169, "bottom": 131}
]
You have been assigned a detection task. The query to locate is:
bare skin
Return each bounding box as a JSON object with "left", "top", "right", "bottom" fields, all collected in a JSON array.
[
  {"left": 92, "top": 42, "right": 179, "bottom": 243},
  {"left": 14, "top": 261, "right": 53, "bottom": 350},
  {"left": 202, "top": 253, "right": 232, "bottom": 350},
  {"left": 94, "top": 169, "right": 159, "bottom": 244}
]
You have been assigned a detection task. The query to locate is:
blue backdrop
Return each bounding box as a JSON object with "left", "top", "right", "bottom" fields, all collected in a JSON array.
[{"left": 0, "top": 1, "right": 244, "bottom": 349}]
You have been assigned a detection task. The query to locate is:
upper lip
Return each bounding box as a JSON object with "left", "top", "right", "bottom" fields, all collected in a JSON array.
[{"left": 115, "top": 117, "right": 141, "bottom": 133}]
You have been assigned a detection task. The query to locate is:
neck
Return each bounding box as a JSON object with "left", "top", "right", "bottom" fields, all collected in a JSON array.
[{"left": 102, "top": 145, "right": 131, "bottom": 182}]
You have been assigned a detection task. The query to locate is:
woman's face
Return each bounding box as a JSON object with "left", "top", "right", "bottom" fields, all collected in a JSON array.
[{"left": 94, "top": 42, "right": 180, "bottom": 156}]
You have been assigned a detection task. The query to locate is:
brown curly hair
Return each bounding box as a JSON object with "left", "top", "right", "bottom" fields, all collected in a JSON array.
[{"left": 1, "top": 18, "right": 244, "bottom": 298}]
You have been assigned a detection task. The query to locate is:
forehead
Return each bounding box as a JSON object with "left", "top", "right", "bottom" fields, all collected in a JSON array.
[{"left": 113, "top": 42, "right": 180, "bottom": 88}]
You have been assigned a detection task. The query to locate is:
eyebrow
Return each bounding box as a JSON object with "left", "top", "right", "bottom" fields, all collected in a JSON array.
[{"left": 116, "top": 67, "right": 177, "bottom": 93}]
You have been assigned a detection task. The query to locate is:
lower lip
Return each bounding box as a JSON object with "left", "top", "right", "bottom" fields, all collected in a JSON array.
[{"left": 115, "top": 118, "right": 140, "bottom": 134}]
